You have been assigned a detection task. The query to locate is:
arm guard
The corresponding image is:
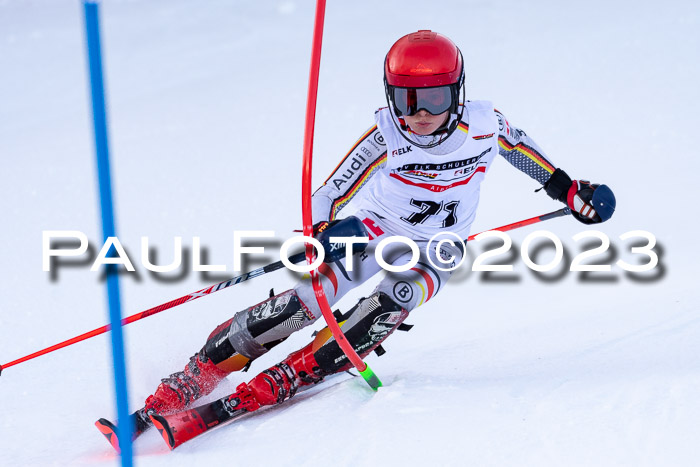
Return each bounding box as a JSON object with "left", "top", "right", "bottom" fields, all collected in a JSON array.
[{"left": 312, "top": 125, "right": 387, "bottom": 223}]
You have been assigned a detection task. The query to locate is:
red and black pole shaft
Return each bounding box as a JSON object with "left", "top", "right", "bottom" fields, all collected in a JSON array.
[
  {"left": 466, "top": 207, "right": 571, "bottom": 241},
  {"left": 0, "top": 252, "right": 305, "bottom": 375}
]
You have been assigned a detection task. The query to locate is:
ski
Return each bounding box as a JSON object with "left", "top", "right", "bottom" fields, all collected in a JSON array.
[
  {"left": 95, "top": 411, "right": 151, "bottom": 453},
  {"left": 150, "top": 371, "right": 350, "bottom": 450},
  {"left": 149, "top": 383, "right": 259, "bottom": 450}
]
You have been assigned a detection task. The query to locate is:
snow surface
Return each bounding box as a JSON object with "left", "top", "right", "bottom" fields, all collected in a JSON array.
[{"left": 1, "top": 0, "right": 699, "bottom": 465}]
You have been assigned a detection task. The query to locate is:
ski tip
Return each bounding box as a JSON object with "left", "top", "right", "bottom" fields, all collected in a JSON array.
[
  {"left": 95, "top": 418, "right": 121, "bottom": 454},
  {"left": 150, "top": 414, "right": 175, "bottom": 451}
]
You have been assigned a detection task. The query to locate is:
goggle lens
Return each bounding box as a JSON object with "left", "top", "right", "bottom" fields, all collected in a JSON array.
[{"left": 392, "top": 86, "right": 453, "bottom": 116}]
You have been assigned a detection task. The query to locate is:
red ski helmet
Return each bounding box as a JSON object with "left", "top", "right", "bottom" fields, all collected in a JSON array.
[
  {"left": 383, "top": 30, "right": 465, "bottom": 147},
  {"left": 384, "top": 30, "right": 463, "bottom": 88}
]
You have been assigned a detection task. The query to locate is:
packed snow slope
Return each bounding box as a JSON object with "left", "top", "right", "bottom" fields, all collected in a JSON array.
[{"left": 1, "top": 0, "right": 698, "bottom": 466}]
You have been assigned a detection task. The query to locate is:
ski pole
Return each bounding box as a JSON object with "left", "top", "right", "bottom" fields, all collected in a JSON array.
[
  {"left": 0, "top": 252, "right": 306, "bottom": 376},
  {"left": 0, "top": 208, "right": 571, "bottom": 377},
  {"left": 466, "top": 207, "right": 571, "bottom": 241}
]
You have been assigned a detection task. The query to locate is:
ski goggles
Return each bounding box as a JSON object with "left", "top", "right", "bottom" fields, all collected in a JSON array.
[{"left": 390, "top": 85, "right": 454, "bottom": 116}]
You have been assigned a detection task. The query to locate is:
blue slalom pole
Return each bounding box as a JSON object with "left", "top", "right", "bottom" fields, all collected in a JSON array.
[{"left": 82, "top": 1, "right": 132, "bottom": 464}]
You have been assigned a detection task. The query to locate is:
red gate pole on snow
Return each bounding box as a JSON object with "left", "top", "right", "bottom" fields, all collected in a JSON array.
[{"left": 299, "top": 0, "right": 382, "bottom": 390}]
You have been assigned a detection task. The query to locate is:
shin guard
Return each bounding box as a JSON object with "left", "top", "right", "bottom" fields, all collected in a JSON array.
[
  {"left": 204, "top": 289, "right": 314, "bottom": 368},
  {"left": 238, "top": 292, "right": 408, "bottom": 409},
  {"left": 312, "top": 292, "right": 408, "bottom": 373},
  {"left": 141, "top": 289, "right": 313, "bottom": 417}
]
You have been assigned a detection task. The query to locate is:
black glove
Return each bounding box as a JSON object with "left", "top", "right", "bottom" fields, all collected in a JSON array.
[
  {"left": 314, "top": 217, "right": 368, "bottom": 262},
  {"left": 543, "top": 168, "right": 616, "bottom": 224}
]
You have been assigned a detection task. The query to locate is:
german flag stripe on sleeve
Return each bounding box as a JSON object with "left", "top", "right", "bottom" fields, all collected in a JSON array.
[
  {"left": 498, "top": 136, "right": 555, "bottom": 174},
  {"left": 323, "top": 126, "right": 378, "bottom": 184},
  {"left": 329, "top": 152, "right": 387, "bottom": 220}
]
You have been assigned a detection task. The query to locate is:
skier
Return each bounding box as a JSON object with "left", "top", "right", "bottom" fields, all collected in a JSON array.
[{"left": 97, "top": 30, "right": 615, "bottom": 450}]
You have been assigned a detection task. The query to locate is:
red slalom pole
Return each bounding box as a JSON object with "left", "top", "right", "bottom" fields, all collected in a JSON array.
[{"left": 300, "top": 0, "right": 381, "bottom": 390}]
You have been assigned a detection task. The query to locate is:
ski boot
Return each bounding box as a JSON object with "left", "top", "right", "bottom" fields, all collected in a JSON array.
[{"left": 95, "top": 348, "right": 229, "bottom": 452}]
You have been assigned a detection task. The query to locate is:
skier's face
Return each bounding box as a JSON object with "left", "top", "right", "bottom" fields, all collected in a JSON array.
[{"left": 403, "top": 110, "right": 449, "bottom": 136}]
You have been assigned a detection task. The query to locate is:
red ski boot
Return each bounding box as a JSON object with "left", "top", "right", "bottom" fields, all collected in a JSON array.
[
  {"left": 246, "top": 340, "right": 325, "bottom": 406},
  {"left": 96, "top": 349, "right": 229, "bottom": 452},
  {"left": 149, "top": 341, "right": 325, "bottom": 449}
]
